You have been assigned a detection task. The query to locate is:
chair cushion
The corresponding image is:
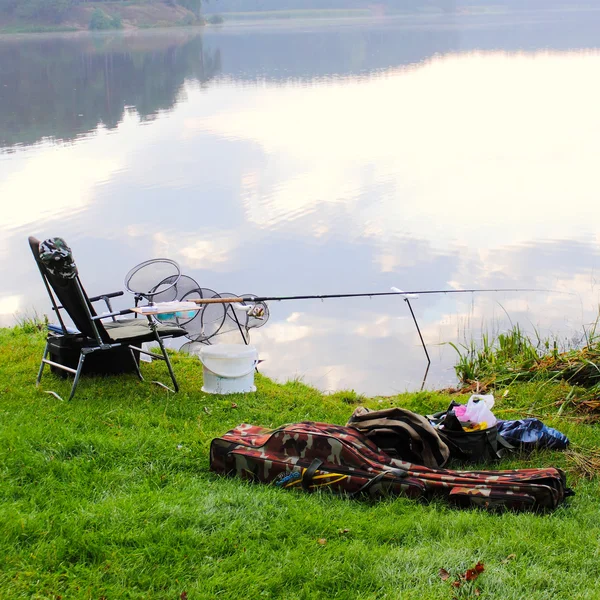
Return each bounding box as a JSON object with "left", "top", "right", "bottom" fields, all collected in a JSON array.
[{"left": 104, "top": 318, "right": 186, "bottom": 342}]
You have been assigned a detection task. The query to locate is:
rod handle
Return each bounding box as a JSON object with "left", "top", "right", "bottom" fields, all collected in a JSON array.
[{"left": 190, "top": 297, "right": 246, "bottom": 305}]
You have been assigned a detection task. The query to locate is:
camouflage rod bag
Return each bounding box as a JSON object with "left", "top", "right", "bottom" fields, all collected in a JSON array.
[{"left": 210, "top": 421, "right": 573, "bottom": 512}]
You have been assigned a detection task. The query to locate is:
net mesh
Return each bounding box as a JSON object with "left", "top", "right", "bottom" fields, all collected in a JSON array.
[
  {"left": 180, "top": 288, "right": 220, "bottom": 341},
  {"left": 124, "top": 259, "right": 181, "bottom": 301},
  {"left": 123, "top": 258, "right": 270, "bottom": 344}
]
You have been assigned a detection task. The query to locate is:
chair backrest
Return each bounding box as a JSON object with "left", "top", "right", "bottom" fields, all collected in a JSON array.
[{"left": 28, "top": 236, "right": 110, "bottom": 343}]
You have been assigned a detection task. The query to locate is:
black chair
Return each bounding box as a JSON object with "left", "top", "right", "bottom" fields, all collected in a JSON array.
[{"left": 29, "top": 236, "right": 187, "bottom": 400}]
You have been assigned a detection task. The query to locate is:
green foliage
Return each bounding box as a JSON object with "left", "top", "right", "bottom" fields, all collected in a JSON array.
[
  {"left": 14, "top": 313, "right": 48, "bottom": 335},
  {"left": 178, "top": 0, "right": 202, "bottom": 17},
  {"left": 89, "top": 7, "right": 123, "bottom": 30},
  {"left": 207, "top": 12, "right": 224, "bottom": 24},
  {"left": 179, "top": 11, "right": 196, "bottom": 25},
  {"left": 7, "top": 0, "right": 74, "bottom": 22},
  {"left": 0, "top": 327, "right": 598, "bottom": 598},
  {"left": 0, "top": 0, "right": 201, "bottom": 24},
  {"left": 450, "top": 325, "right": 544, "bottom": 385}
]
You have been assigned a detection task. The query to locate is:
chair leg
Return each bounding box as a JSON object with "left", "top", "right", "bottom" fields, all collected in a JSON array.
[
  {"left": 156, "top": 335, "right": 179, "bottom": 393},
  {"left": 36, "top": 341, "right": 50, "bottom": 386},
  {"left": 68, "top": 352, "right": 86, "bottom": 401},
  {"left": 130, "top": 348, "right": 144, "bottom": 381}
]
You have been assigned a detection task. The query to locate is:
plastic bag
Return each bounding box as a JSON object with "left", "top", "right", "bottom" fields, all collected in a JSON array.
[
  {"left": 463, "top": 394, "right": 497, "bottom": 427},
  {"left": 496, "top": 418, "right": 569, "bottom": 451}
]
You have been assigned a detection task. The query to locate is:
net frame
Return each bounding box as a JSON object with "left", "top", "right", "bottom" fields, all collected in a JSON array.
[
  {"left": 182, "top": 288, "right": 224, "bottom": 343},
  {"left": 124, "top": 259, "right": 181, "bottom": 304}
]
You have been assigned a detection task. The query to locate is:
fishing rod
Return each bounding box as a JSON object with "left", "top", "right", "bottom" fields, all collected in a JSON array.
[
  {"left": 187, "top": 287, "right": 569, "bottom": 305},
  {"left": 183, "top": 286, "right": 566, "bottom": 370}
]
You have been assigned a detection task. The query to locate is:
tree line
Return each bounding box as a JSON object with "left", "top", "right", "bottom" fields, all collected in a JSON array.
[
  {"left": 0, "top": 0, "right": 585, "bottom": 24},
  {"left": 0, "top": 0, "right": 202, "bottom": 23}
]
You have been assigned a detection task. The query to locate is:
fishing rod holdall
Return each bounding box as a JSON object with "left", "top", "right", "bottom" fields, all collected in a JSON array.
[{"left": 210, "top": 421, "right": 573, "bottom": 512}]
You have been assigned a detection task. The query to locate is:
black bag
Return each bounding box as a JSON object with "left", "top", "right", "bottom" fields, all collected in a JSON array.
[
  {"left": 428, "top": 402, "right": 513, "bottom": 464},
  {"left": 47, "top": 334, "right": 140, "bottom": 378}
]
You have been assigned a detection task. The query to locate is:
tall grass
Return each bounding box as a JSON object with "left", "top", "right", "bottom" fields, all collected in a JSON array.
[{"left": 450, "top": 321, "right": 600, "bottom": 410}]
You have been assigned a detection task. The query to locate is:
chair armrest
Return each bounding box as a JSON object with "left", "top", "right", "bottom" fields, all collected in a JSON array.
[
  {"left": 52, "top": 291, "right": 125, "bottom": 315},
  {"left": 91, "top": 309, "right": 133, "bottom": 321},
  {"left": 89, "top": 291, "right": 124, "bottom": 319},
  {"left": 89, "top": 291, "right": 124, "bottom": 302}
]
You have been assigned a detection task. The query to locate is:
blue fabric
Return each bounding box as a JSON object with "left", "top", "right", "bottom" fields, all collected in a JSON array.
[
  {"left": 496, "top": 418, "right": 569, "bottom": 451},
  {"left": 48, "top": 323, "right": 79, "bottom": 335}
]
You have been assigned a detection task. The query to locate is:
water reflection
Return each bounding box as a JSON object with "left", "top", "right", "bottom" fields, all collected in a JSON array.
[
  {"left": 0, "top": 31, "right": 221, "bottom": 149},
  {"left": 2, "top": 14, "right": 600, "bottom": 395},
  {"left": 4, "top": 10, "right": 600, "bottom": 151}
]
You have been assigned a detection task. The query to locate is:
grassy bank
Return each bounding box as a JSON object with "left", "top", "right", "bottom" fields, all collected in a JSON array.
[{"left": 0, "top": 325, "right": 599, "bottom": 599}]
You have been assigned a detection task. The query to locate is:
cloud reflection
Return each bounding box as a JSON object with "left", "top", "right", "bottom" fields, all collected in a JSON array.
[
  {"left": 191, "top": 51, "right": 600, "bottom": 252},
  {"left": 3, "top": 24, "right": 600, "bottom": 395}
]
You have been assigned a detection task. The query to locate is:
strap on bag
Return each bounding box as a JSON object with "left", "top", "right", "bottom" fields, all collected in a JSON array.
[
  {"left": 348, "top": 472, "right": 388, "bottom": 498},
  {"left": 302, "top": 458, "right": 408, "bottom": 498},
  {"left": 495, "top": 431, "right": 515, "bottom": 457},
  {"left": 302, "top": 458, "right": 324, "bottom": 492}
]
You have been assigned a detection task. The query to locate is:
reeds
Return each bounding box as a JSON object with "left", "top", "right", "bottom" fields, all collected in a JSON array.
[
  {"left": 566, "top": 447, "right": 600, "bottom": 480},
  {"left": 450, "top": 321, "right": 600, "bottom": 412}
]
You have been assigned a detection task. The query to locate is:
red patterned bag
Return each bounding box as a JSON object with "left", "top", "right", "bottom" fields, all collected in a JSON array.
[{"left": 210, "top": 421, "right": 573, "bottom": 512}]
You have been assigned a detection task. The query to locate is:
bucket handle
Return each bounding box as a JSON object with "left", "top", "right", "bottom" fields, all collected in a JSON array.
[{"left": 203, "top": 359, "right": 258, "bottom": 379}]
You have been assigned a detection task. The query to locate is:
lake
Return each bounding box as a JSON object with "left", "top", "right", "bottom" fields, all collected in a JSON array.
[{"left": 2, "top": 11, "right": 600, "bottom": 396}]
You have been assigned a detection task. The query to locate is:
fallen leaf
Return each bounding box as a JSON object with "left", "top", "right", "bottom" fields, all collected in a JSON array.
[
  {"left": 318, "top": 538, "right": 327, "bottom": 545},
  {"left": 338, "top": 528, "right": 350, "bottom": 535},
  {"left": 231, "top": 403, "right": 238, "bottom": 409},
  {"left": 181, "top": 592, "right": 188, "bottom": 600},
  {"left": 502, "top": 553, "right": 517, "bottom": 564},
  {"left": 438, "top": 568, "right": 450, "bottom": 581},
  {"left": 465, "top": 562, "right": 485, "bottom": 581},
  {"left": 475, "top": 589, "right": 481, "bottom": 596},
  {"left": 452, "top": 580, "right": 461, "bottom": 588}
]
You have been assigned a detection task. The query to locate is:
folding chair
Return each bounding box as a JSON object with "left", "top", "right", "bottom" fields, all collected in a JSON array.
[{"left": 29, "top": 236, "right": 187, "bottom": 400}]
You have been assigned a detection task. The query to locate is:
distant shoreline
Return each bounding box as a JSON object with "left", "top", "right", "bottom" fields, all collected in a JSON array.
[{"left": 1, "top": 4, "right": 599, "bottom": 36}]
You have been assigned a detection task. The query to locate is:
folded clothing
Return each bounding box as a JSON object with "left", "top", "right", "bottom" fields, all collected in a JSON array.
[{"left": 496, "top": 418, "right": 569, "bottom": 451}]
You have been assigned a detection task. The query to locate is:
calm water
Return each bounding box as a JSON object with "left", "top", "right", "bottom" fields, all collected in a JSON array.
[{"left": 2, "top": 12, "right": 600, "bottom": 395}]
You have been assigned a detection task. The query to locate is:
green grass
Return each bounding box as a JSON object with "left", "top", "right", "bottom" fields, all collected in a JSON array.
[{"left": 1, "top": 326, "right": 599, "bottom": 599}]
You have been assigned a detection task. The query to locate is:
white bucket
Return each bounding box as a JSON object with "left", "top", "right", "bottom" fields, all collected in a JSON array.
[{"left": 199, "top": 344, "right": 258, "bottom": 394}]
